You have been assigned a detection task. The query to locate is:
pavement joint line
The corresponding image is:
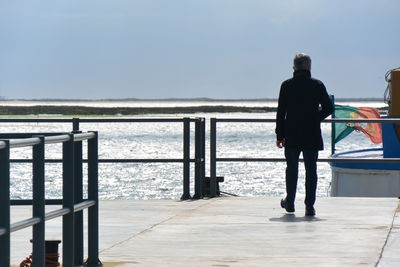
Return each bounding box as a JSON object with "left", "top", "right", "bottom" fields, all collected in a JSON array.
[
  {"left": 99, "top": 198, "right": 217, "bottom": 254},
  {"left": 375, "top": 200, "right": 400, "bottom": 267}
]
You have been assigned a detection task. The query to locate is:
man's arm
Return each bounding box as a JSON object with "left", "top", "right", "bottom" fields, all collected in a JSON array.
[
  {"left": 275, "top": 83, "right": 287, "bottom": 147},
  {"left": 319, "top": 84, "right": 333, "bottom": 121}
]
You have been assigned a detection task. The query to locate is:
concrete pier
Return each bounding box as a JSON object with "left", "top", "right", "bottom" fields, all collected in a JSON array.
[{"left": 10, "top": 197, "right": 400, "bottom": 266}]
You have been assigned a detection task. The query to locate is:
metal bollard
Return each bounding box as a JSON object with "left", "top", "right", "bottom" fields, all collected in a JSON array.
[
  {"left": 45, "top": 240, "right": 61, "bottom": 267},
  {"left": 20, "top": 240, "right": 61, "bottom": 267}
]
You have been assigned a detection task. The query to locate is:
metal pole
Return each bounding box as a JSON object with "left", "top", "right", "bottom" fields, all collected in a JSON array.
[
  {"left": 73, "top": 132, "right": 84, "bottom": 266},
  {"left": 210, "top": 118, "right": 217, "bottom": 197},
  {"left": 0, "top": 141, "right": 10, "bottom": 267},
  {"left": 62, "top": 134, "right": 75, "bottom": 267},
  {"left": 330, "top": 95, "right": 336, "bottom": 155},
  {"left": 86, "top": 132, "right": 101, "bottom": 267},
  {"left": 73, "top": 117, "right": 80, "bottom": 132},
  {"left": 193, "top": 118, "right": 202, "bottom": 199},
  {"left": 32, "top": 136, "right": 45, "bottom": 266},
  {"left": 181, "top": 118, "right": 191, "bottom": 200},
  {"left": 201, "top": 118, "right": 206, "bottom": 196}
]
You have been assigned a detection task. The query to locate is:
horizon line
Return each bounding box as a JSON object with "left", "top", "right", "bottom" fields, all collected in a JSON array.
[{"left": 0, "top": 97, "right": 385, "bottom": 102}]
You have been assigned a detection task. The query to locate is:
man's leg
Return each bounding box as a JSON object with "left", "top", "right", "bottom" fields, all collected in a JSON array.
[
  {"left": 284, "top": 148, "right": 301, "bottom": 206},
  {"left": 303, "top": 150, "right": 319, "bottom": 207}
]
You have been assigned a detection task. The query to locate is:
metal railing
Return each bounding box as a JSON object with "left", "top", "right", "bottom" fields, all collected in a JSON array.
[
  {"left": 208, "top": 117, "right": 400, "bottom": 197},
  {"left": 1, "top": 117, "right": 399, "bottom": 201},
  {"left": 0, "top": 131, "right": 100, "bottom": 267},
  {"left": 0, "top": 117, "right": 206, "bottom": 199}
]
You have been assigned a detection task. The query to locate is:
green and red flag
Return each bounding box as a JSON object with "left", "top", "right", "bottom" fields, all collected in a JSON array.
[{"left": 334, "top": 105, "right": 382, "bottom": 144}]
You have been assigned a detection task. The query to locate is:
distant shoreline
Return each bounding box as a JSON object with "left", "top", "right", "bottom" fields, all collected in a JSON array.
[
  {"left": 0, "top": 105, "right": 278, "bottom": 115},
  {"left": 0, "top": 105, "right": 388, "bottom": 116}
]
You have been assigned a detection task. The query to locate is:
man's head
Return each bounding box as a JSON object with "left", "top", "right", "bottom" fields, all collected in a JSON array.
[{"left": 293, "top": 53, "right": 311, "bottom": 71}]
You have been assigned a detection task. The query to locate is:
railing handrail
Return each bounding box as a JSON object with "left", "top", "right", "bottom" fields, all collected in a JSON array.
[
  {"left": 0, "top": 131, "right": 96, "bottom": 150},
  {"left": 214, "top": 118, "right": 400, "bottom": 123},
  {"left": 0, "top": 118, "right": 199, "bottom": 123},
  {"left": 215, "top": 157, "right": 400, "bottom": 163}
]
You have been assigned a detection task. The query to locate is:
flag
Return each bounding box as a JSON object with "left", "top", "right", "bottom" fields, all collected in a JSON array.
[{"left": 334, "top": 105, "right": 382, "bottom": 144}]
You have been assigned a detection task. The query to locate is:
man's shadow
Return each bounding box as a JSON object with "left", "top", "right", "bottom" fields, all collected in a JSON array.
[{"left": 269, "top": 213, "right": 325, "bottom": 222}]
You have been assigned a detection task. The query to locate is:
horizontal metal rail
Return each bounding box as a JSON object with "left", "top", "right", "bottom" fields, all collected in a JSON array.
[
  {"left": 9, "top": 138, "right": 41, "bottom": 148},
  {"left": 45, "top": 134, "right": 71, "bottom": 144},
  {"left": 10, "top": 201, "right": 97, "bottom": 223},
  {"left": 0, "top": 119, "right": 75, "bottom": 123},
  {"left": 0, "top": 118, "right": 199, "bottom": 123},
  {"left": 97, "top": 158, "right": 194, "bottom": 163},
  {"left": 0, "top": 228, "right": 6, "bottom": 236},
  {"left": 74, "top": 132, "right": 96, "bottom": 141},
  {"left": 11, "top": 199, "right": 83, "bottom": 206},
  {"left": 0, "top": 132, "right": 96, "bottom": 150},
  {"left": 327, "top": 118, "right": 400, "bottom": 123},
  {"left": 74, "top": 200, "right": 96, "bottom": 212},
  {"left": 10, "top": 217, "right": 41, "bottom": 232},
  {"left": 77, "top": 118, "right": 199, "bottom": 123},
  {"left": 215, "top": 118, "right": 400, "bottom": 123},
  {"left": 216, "top": 157, "right": 400, "bottom": 163},
  {"left": 9, "top": 158, "right": 198, "bottom": 163},
  {"left": 45, "top": 208, "right": 71, "bottom": 221}
]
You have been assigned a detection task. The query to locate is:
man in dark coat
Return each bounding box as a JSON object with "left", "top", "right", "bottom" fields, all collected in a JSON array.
[{"left": 275, "top": 53, "right": 333, "bottom": 216}]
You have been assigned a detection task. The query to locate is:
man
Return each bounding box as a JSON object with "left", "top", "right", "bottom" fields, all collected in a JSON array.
[{"left": 275, "top": 53, "right": 333, "bottom": 216}]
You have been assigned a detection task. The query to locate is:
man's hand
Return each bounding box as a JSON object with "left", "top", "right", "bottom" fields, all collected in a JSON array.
[{"left": 276, "top": 139, "right": 285, "bottom": 148}]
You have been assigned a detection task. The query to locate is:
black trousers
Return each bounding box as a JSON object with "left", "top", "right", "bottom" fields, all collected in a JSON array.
[{"left": 284, "top": 148, "right": 319, "bottom": 207}]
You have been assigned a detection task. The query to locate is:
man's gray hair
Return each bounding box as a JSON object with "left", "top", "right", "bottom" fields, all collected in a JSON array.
[{"left": 293, "top": 53, "right": 311, "bottom": 70}]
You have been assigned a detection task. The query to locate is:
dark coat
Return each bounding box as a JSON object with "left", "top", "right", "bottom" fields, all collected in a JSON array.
[{"left": 275, "top": 70, "right": 333, "bottom": 150}]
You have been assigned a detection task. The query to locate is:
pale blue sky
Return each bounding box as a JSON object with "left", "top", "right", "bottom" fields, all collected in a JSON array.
[{"left": 0, "top": 0, "right": 399, "bottom": 99}]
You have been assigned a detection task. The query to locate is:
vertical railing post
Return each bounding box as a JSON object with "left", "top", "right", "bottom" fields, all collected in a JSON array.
[
  {"left": 32, "top": 136, "right": 46, "bottom": 266},
  {"left": 210, "top": 118, "right": 217, "bottom": 197},
  {"left": 86, "top": 131, "right": 101, "bottom": 267},
  {"left": 73, "top": 131, "right": 84, "bottom": 266},
  {"left": 193, "top": 118, "right": 203, "bottom": 199},
  {"left": 181, "top": 118, "right": 191, "bottom": 200},
  {"left": 330, "top": 95, "right": 336, "bottom": 155},
  {"left": 0, "top": 140, "right": 10, "bottom": 267},
  {"left": 73, "top": 117, "right": 80, "bottom": 132},
  {"left": 201, "top": 118, "right": 206, "bottom": 195},
  {"left": 62, "top": 134, "right": 75, "bottom": 267}
]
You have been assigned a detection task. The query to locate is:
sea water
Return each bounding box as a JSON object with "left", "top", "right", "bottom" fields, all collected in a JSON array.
[{"left": 1, "top": 101, "right": 384, "bottom": 200}]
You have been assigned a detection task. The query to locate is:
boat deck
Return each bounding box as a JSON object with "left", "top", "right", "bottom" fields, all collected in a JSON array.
[{"left": 10, "top": 197, "right": 400, "bottom": 266}]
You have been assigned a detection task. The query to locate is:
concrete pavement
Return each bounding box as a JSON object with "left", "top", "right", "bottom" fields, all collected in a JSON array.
[{"left": 10, "top": 197, "right": 400, "bottom": 266}]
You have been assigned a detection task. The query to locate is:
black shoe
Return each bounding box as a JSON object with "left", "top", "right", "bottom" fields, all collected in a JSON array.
[
  {"left": 305, "top": 206, "right": 316, "bottom": 216},
  {"left": 280, "top": 199, "right": 295, "bottom": 213}
]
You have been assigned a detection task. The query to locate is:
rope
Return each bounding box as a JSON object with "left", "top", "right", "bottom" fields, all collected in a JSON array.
[
  {"left": 19, "top": 253, "right": 60, "bottom": 267},
  {"left": 220, "top": 191, "right": 240, "bottom": 197},
  {"left": 46, "top": 253, "right": 61, "bottom": 267},
  {"left": 19, "top": 255, "right": 32, "bottom": 267}
]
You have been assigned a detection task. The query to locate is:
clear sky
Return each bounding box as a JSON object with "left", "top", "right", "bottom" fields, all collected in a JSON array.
[{"left": 0, "top": 0, "right": 399, "bottom": 100}]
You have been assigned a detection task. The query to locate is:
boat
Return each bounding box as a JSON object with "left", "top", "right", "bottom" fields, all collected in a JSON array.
[{"left": 330, "top": 68, "right": 400, "bottom": 197}]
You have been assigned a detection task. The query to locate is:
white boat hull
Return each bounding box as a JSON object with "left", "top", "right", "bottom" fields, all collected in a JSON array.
[{"left": 330, "top": 166, "right": 400, "bottom": 197}]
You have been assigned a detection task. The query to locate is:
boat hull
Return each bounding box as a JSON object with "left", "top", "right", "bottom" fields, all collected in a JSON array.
[{"left": 331, "top": 166, "right": 400, "bottom": 197}]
